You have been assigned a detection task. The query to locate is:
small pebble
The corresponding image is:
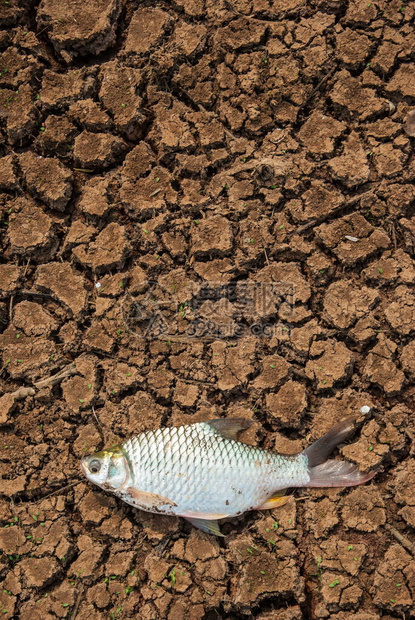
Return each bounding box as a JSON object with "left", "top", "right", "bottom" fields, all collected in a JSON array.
[
  {"left": 345, "top": 235, "right": 359, "bottom": 242},
  {"left": 95, "top": 282, "right": 102, "bottom": 289},
  {"left": 404, "top": 109, "right": 415, "bottom": 137},
  {"left": 360, "top": 405, "right": 371, "bottom": 414}
]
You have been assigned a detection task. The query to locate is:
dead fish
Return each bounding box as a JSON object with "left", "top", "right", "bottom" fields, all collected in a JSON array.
[{"left": 81, "top": 417, "right": 377, "bottom": 536}]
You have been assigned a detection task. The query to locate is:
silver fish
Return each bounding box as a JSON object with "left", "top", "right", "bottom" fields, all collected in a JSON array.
[{"left": 81, "top": 417, "right": 377, "bottom": 536}]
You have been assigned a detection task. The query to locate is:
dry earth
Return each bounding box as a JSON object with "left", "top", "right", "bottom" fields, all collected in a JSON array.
[{"left": 0, "top": 1, "right": 414, "bottom": 619}]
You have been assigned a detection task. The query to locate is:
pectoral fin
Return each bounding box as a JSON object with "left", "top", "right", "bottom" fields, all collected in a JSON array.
[
  {"left": 125, "top": 487, "right": 177, "bottom": 508},
  {"left": 257, "top": 490, "right": 290, "bottom": 510},
  {"left": 185, "top": 517, "right": 225, "bottom": 537}
]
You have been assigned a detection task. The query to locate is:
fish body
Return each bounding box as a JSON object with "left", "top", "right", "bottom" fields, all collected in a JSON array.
[
  {"left": 81, "top": 417, "right": 377, "bottom": 536},
  {"left": 121, "top": 423, "right": 309, "bottom": 516}
]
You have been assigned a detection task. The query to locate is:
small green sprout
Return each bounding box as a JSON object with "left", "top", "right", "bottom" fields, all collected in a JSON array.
[
  {"left": 329, "top": 579, "right": 340, "bottom": 588},
  {"left": 179, "top": 303, "right": 188, "bottom": 318}
]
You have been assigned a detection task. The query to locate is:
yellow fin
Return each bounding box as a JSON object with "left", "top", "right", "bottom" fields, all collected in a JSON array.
[
  {"left": 180, "top": 511, "right": 229, "bottom": 536},
  {"left": 125, "top": 487, "right": 177, "bottom": 508},
  {"left": 185, "top": 517, "right": 225, "bottom": 537},
  {"left": 257, "top": 492, "right": 290, "bottom": 510}
]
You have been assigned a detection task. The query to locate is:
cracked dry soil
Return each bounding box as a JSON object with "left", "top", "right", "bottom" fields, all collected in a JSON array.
[{"left": 0, "top": 0, "right": 414, "bottom": 618}]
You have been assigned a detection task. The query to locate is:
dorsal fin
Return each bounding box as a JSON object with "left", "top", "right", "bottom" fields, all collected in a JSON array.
[{"left": 206, "top": 418, "right": 252, "bottom": 441}]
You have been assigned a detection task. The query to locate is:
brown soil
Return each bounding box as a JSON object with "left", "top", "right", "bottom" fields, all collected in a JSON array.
[{"left": 0, "top": 1, "right": 414, "bottom": 619}]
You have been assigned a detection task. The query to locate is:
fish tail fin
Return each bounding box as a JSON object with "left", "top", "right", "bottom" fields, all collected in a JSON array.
[
  {"left": 303, "top": 417, "right": 378, "bottom": 488},
  {"left": 303, "top": 417, "right": 356, "bottom": 467},
  {"left": 307, "top": 460, "right": 377, "bottom": 488}
]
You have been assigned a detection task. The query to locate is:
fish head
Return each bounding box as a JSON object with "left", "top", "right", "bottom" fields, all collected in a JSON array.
[{"left": 81, "top": 448, "right": 129, "bottom": 491}]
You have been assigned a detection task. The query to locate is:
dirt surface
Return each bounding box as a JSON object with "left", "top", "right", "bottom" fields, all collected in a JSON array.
[{"left": 0, "top": 1, "right": 414, "bottom": 618}]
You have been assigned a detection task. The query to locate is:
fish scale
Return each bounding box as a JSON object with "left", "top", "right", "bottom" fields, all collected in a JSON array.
[{"left": 122, "top": 422, "right": 309, "bottom": 516}]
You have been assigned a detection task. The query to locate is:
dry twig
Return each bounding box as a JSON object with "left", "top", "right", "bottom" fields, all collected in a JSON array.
[
  {"left": 34, "top": 364, "right": 76, "bottom": 390},
  {"left": 385, "top": 523, "right": 415, "bottom": 555},
  {"left": 34, "top": 480, "right": 83, "bottom": 502},
  {"left": 71, "top": 583, "right": 85, "bottom": 620},
  {"left": 2, "top": 364, "right": 77, "bottom": 410},
  {"left": 9, "top": 295, "right": 14, "bottom": 321}
]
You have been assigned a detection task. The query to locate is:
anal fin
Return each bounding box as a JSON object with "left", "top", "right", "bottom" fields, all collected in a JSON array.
[
  {"left": 185, "top": 517, "right": 225, "bottom": 537},
  {"left": 257, "top": 491, "right": 290, "bottom": 510}
]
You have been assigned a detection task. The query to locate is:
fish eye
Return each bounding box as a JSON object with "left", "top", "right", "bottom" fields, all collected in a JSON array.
[{"left": 88, "top": 459, "right": 101, "bottom": 474}]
